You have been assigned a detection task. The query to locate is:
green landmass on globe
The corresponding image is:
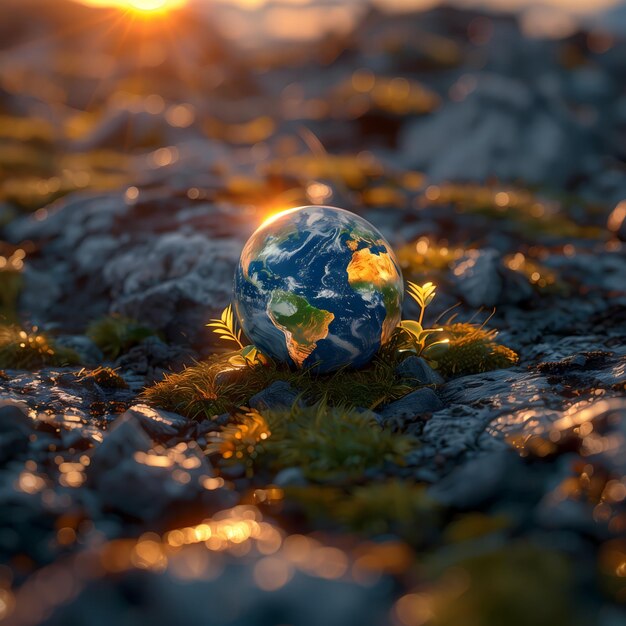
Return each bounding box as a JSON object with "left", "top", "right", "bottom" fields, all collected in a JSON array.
[{"left": 267, "top": 290, "right": 335, "bottom": 367}]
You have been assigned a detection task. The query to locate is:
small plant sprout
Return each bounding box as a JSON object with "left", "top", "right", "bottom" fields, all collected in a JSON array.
[
  {"left": 407, "top": 280, "right": 436, "bottom": 325},
  {"left": 207, "top": 305, "right": 244, "bottom": 349},
  {"left": 227, "top": 344, "right": 268, "bottom": 368},
  {"left": 208, "top": 305, "right": 268, "bottom": 368},
  {"left": 387, "top": 281, "right": 450, "bottom": 359}
]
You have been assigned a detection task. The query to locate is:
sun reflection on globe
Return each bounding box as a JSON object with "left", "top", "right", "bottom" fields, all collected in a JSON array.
[{"left": 233, "top": 206, "right": 404, "bottom": 373}]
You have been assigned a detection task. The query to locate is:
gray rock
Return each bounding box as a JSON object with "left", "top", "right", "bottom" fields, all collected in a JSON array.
[
  {"left": 450, "top": 248, "right": 533, "bottom": 307},
  {"left": 0, "top": 402, "right": 33, "bottom": 461},
  {"left": 123, "top": 404, "right": 192, "bottom": 440},
  {"left": 43, "top": 556, "right": 390, "bottom": 626},
  {"left": 273, "top": 467, "right": 308, "bottom": 487},
  {"left": 7, "top": 191, "right": 126, "bottom": 252},
  {"left": 535, "top": 497, "right": 602, "bottom": 538},
  {"left": 86, "top": 411, "right": 219, "bottom": 520},
  {"left": 75, "top": 234, "right": 122, "bottom": 275},
  {"left": 115, "top": 336, "right": 194, "bottom": 380},
  {"left": 55, "top": 335, "right": 103, "bottom": 365},
  {"left": 401, "top": 72, "right": 594, "bottom": 186},
  {"left": 214, "top": 368, "right": 243, "bottom": 387},
  {"left": 96, "top": 442, "right": 214, "bottom": 520},
  {"left": 88, "top": 413, "right": 152, "bottom": 480},
  {"left": 0, "top": 401, "right": 34, "bottom": 436},
  {"left": 7, "top": 190, "right": 249, "bottom": 344},
  {"left": 249, "top": 381, "right": 300, "bottom": 411},
  {"left": 440, "top": 368, "right": 548, "bottom": 406},
  {"left": 395, "top": 356, "right": 443, "bottom": 385},
  {"left": 427, "top": 451, "right": 512, "bottom": 508},
  {"left": 401, "top": 402, "right": 504, "bottom": 475},
  {"left": 0, "top": 367, "right": 136, "bottom": 424},
  {"left": 103, "top": 233, "right": 240, "bottom": 337},
  {"left": 402, "top": 359, "right": 626, "bottom": 475},
  {"left": 451, "top": 249, "right": 502, "bottom": 307},
  {"left": 380, "top": 388, "right": 444, "bottom": 423}
]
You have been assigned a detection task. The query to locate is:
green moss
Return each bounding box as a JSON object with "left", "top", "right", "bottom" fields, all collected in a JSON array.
[
  {"left": 397, "top": 240, "right": 465, "bottom": 275},
  {"left": 281, "top": 485, "right": 343, "bottom": 523},
  {"left": 337, "top": 481, "right": 437, "bottom": 538},
  {"left": 424, "top": 182, "right": 602, "bottom": 241},
  {"left": 207, "top": 402, "right": 418, "bottom": 480},
  {"left": 443, "top": 513, "right": 511, "bottom": 543},
  {"left": 0, "top": 270, "right": 22, "bottom": 323},
  {"left": 306, "top": 359, "right": 414, "bottom": 409},
  {"left": 280, "top": 480, "right": 439, "bottom": 545},
  {"left": 143, "top": 353, "right": 297, "bottom": 419},
  {"left": 504, "top": 253, "right": 569, "bottom": 295},
  {"left": 0, "top": 326, "right": 80, "bottom": 369},
  {"left": 143, "top": 352, "right": 415, "bottom": 420},
  {"left": 77, "top": 366, "right": 128, "bottom": 389},
  {"left": 599, "top": 539, "right": 626, "bottom": 602},
  {"left": 429, "top": 323, "right": 518, "bottom": 377},
  {"left": 426, "top": 542, "right": 575, "bottom": 626},
  {"left": 86, "top": 315, "right": 157, "bottom": 359}
]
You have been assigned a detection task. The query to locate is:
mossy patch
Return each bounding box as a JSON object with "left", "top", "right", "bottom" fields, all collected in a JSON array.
[
  {"left": 432, "top": 323, "right": 519, "bottom": 377},
  {"left": 0, "top": 269, "right": 22, "bottom": 324},
  {"left": 0, "top": 326, "right": 80, "bottom": 369},
  {"left": 284, "top": 480, "right": 439, "bottom": 544},
  {"left": 423, "top": 182, "right": 603, "bottom": 241},
  {"left": 77, "top": 366, "right": 128, "bottom": 390},
  {"left": 425, "top": 541, "right": 574, "bottom": 626},
  {"left": 0, "top": 244, "right": 26, "bottom": 323},
  {"left": 207, "top": 402, "right": 418, "bottom": 480},
  {"left": 397, "top": 239, "right": 465, "bottom": 275},
  {"left": 144, "top": 324, "right": 518, "bottom": 419},
  {"left": 86, "top": 315, "right": 157, "bottom": 360},
  {"left": 142, "top": 352, "right": 416, "bottom": 420}
]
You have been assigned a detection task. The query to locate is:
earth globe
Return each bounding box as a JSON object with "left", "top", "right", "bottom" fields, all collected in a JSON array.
[{"left": 233, "top": 205, "right": 404, "bottom": 373}]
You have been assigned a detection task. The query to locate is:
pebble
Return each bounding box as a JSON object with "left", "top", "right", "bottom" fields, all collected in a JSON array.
[
  {"left": 395, "top": 356, "right": 444, "bottom": 385},
  {"left": 249, "top": 381, "right": 300, "bottom": 411},
  {"left": 379, "top": 388, "right": 444, "bottom": 424}
]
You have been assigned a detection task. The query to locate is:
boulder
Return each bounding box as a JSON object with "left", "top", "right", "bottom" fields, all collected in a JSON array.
[
  {"left": 380, "top": 388, "right": 444, "bottom": 424},
  {"left": 395, "top": 356, "right": 444, "bottom": 385},
  {"left": 249, "top": 381, "right": 300, "bottom": 411}
]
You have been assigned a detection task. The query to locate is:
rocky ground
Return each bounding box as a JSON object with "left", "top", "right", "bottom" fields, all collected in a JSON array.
[{"left": 0, "top": 1, "right": 625, "bottom": 625}]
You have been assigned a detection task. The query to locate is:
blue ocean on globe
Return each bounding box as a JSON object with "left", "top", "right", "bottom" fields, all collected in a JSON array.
[{"left": 233, "top": 205, "right": 404, "bottom": 373}]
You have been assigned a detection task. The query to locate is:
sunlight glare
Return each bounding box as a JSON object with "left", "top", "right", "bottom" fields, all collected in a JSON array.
[{"left": 77, "top": 0, "right": 186, "bottom": 15}]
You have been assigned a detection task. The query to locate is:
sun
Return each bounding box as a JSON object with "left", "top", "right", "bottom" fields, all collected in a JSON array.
[
  {"left": 124, "top": 0, "right": 183, "bottom": 12},
  {"left": 77, "top": 0, "right": 186, "bottom": 15}
]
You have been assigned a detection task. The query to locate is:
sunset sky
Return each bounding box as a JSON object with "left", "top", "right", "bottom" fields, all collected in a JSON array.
[{"left": 74, "top": 0, "right": 622, "bottom": 15}]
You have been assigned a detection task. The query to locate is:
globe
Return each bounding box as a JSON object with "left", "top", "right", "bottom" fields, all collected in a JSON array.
[{"left": 233, "top": 205, "right": 404, "bottom": 373}]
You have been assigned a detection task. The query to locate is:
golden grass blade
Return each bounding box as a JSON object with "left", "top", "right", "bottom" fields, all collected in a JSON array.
[{"left": 207, "top": 305, "right": 244, "bottom": 348}]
